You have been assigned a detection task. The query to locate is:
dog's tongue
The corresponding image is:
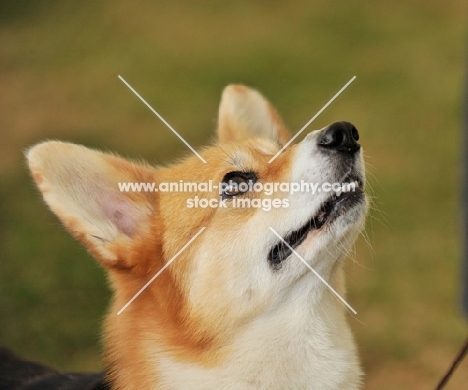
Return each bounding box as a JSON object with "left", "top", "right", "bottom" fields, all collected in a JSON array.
[{"left": 316, "top": 204, "right": 332, "bottom": 226}]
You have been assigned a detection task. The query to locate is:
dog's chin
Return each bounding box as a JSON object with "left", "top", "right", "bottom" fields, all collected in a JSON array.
[{"left": 268, "top": 180, "right": 366, "bottom": 266}]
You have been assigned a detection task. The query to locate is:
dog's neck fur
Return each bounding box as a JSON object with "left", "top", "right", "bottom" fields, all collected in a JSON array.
[{"left": 104, "top": 265, "right": 362, "bottom": 390}]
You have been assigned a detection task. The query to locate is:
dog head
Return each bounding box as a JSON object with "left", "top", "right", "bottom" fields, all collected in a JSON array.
[{"left": 27, "top": 85, "right": 367, "bottom": 364}]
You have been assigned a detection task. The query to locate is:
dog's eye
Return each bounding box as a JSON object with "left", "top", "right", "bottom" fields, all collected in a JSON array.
[
  {"left": 221, "top": 171, "right": 257, "bottom": 199},
  {"left": 224, "top": 177, "right": 247, "bottom": 196}
]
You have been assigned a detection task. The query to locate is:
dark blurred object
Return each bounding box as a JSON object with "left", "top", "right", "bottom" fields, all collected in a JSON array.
[
  {"left": 0, "top": 347, "right": 108, "bottom": 390},
  {"left": 435, "top": 336, "right": 468, "bottom": 389}
]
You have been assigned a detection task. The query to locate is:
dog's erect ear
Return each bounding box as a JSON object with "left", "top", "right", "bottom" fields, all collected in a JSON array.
[
  {"left": 217, "top": 85, "right": 291, "bottom": 146},
  {"left": 27, "top": 141, "right": 157, "bottom": 271}
]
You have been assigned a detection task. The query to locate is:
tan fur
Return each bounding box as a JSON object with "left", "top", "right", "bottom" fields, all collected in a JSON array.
[
  {"left": 27, "top": 85, "right": 366, "bottom": 389},
  {"left": 218, "top": 85, "right": 290, "bottom": 146}
]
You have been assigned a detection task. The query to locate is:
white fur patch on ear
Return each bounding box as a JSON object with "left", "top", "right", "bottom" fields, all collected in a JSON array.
[
  {"left": 26, "top": 141, "right": 153, "bottom": 262},
  {"left": 218, "top": 85, "right": 290, "bottom": 146}
]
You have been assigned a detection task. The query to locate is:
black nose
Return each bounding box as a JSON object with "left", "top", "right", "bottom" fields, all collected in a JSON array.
[{"left": 318, "top": 121, "right": 360, "bottom": 154}]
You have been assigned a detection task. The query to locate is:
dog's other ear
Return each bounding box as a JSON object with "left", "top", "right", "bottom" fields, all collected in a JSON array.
[
  {"left": 217, "top": 85, "right": 291, "bottom": 146},
  {"left": 26, "top": 141, "right": 158, "bottom": 272}
]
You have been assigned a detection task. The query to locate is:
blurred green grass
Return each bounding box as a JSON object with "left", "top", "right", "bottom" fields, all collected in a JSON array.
[{"left": 1, "top": 0, "right": 467, "bottom": 388}]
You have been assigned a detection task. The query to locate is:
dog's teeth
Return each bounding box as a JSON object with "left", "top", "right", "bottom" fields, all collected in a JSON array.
[{"left": 335, "top": 188, "right": 342, "bottom": 197}]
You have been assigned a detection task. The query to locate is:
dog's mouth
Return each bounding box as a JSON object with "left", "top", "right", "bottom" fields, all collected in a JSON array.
[{"left": 268, "top": 176, "right": 365, "bottom": 266}]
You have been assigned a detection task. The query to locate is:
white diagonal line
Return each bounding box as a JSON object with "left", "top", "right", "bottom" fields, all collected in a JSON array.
[
  {"left": 117, "top": 227, "right": 206, "bottom": 315},
  {"left": 268, "top": 76, "right": 356, "bottom": 163},
  {"left": 118, "top": 75, "right": 207, "bottom": 163},
  {"left": 268, "top": 227, "right": 357, "bottom": 315}
]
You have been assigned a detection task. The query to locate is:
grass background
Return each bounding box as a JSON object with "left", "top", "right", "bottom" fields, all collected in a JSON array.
[{"left": 1, "top": 0, "right": 467, "bottom": 388}]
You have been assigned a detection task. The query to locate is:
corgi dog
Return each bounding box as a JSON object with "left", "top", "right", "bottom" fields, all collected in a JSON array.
[{"left": 24, "top": 85, "right": 367, "bottom": 389}]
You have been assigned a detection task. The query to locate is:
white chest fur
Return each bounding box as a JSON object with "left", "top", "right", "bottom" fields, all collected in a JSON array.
[{"left": 155, "top": 286, "right": 362, "bottom": 390}]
